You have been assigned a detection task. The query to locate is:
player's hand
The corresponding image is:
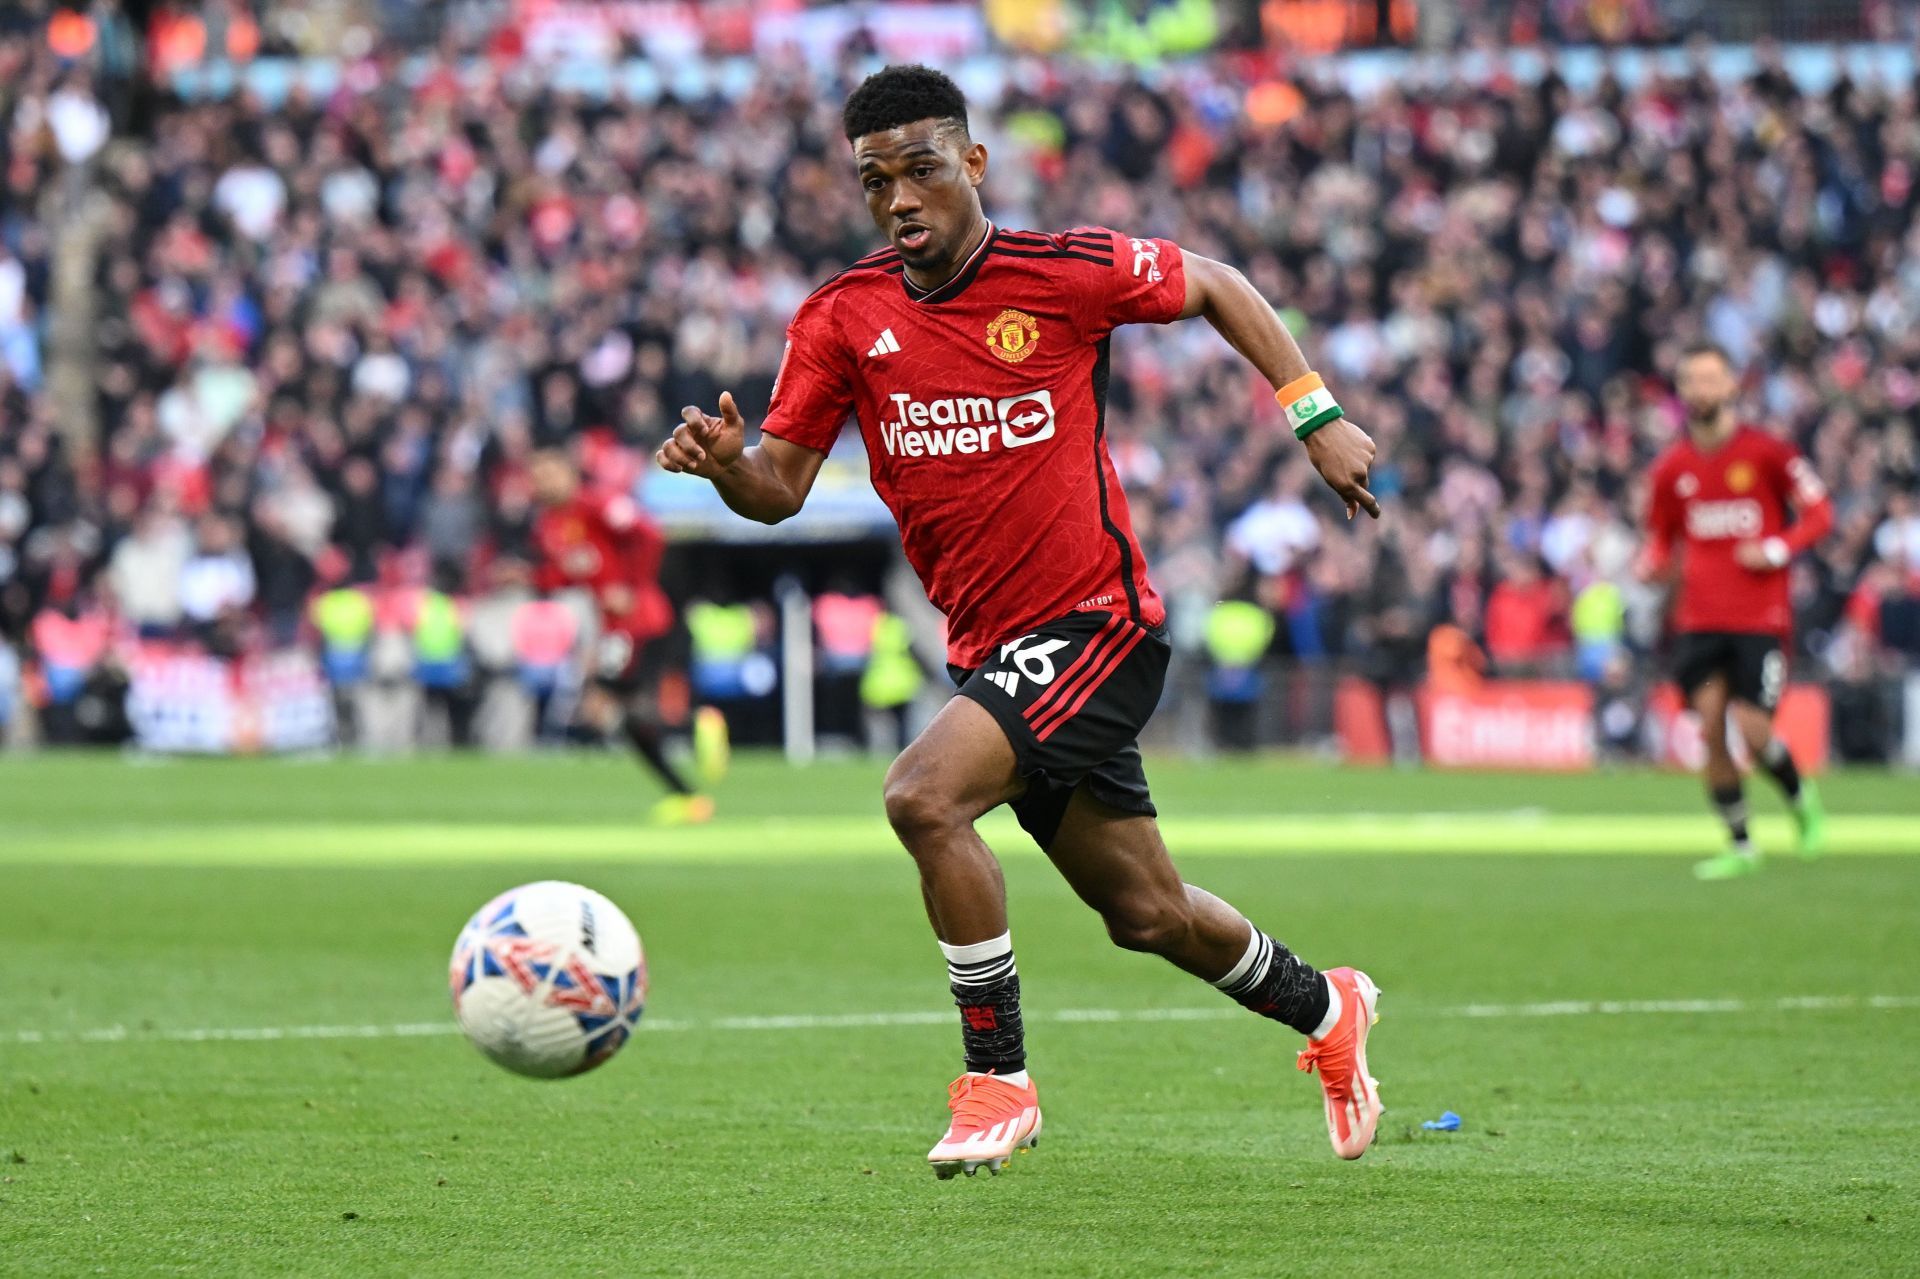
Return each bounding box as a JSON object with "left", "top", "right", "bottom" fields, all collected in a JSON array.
[
  {"left": 1734, "top": 539, "right": 1784, "bottom": 571},
  {"left": 1304, "top": 417, "right": 1380, "bottom": 520},
  {"left": 599, "top": 583, "right": 635, "bottom": 617},
  {"left": 658, "top": 392, "right": 747, "bottom": 479}
]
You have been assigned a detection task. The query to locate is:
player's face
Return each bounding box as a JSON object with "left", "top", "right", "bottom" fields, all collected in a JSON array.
[
  {"left": 1676, "top": 353, "right": 1736, "bottom": 422},
  {"left": 529, "top": 454, "right": 576, "bottom": 506},
  {"left": 851, "top": 120, "right": 987, "bottom": 274}
]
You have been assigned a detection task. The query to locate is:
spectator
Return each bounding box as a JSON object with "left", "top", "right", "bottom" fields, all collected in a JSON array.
[
  {"left": 177, "top": 515, "right": 255, "bottom": 652},
  {"left": 1225, "top": 465, "right": 1320, "bottom": 578},
  {"left": 248, "top": 502, "right": 316, "bottom": 647},
  {"left": 1875, "top": 491, "right": 1920, "bottom": 569},
  {"left": 1484, "top": 555, "right": 1569, "bottom": 674},
  {"left": 418, "top": 464, "right": 483, "bottom": 584},
  {"left": 108, "top": 504, "right": 191, "bottom": 637}
]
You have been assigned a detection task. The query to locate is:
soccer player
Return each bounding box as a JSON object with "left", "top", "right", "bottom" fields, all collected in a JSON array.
[
  {"left": 657, "top": 67, "right": 1386, "bottom": 1173},
  {"left": 529, "top": 449, "right": 723, "bottom": 825},
  {"left": 1642, "top": 343, "right": 1833, "bottom": 880}
]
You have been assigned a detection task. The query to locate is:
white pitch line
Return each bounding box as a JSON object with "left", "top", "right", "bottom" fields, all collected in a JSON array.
[{"left": 3, "top": 994, "right": 1916, "bottom": 1048}]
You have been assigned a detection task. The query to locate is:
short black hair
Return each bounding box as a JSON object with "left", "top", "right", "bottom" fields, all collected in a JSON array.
[
  {"left": 1679, "top": 339, "right": 1734, "bottom": 367},
  {"left": 842, "top": 65, "right": 969, "bottom": 143}
]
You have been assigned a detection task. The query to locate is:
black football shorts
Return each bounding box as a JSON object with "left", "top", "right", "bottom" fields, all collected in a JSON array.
[
  {"left": 950, "top": 610, "right": 1171, "bottom": 850},
  {"left": 1671, "top": 630, "right": 1787, "bottom": 711},
  {"left": 592, "top": 628, "right": 669, "bottom": 698}
]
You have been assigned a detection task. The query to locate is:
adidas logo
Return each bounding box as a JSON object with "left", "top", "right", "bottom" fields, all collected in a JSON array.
[
  {"left": 867, "top": 328, "right": 901, "bottom": 358},
  {"left": 984, "top": 670, "right": 1019, "bottom": 696}
]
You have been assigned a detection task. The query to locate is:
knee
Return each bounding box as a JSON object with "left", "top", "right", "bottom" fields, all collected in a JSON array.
[
  {"left": 883, "top": 767, "right": 963, "bottom": 847},
  {"left": 1101, "top": 894, "right": 1194, "bottom": 956}
]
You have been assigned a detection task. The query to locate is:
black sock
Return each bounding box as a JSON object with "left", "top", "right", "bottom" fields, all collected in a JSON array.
[
  {"left": 1711, "top": 783, "right": 1751, "bottom": 845},
  {"left": 1213, "top": 927, "right": 1330, "bottom": 1037},
  {"left": 941, "top": 933, "right": 1025, "bottom": 1075},
  {"left": 622, "top": 714, "right": 694, "bottom": 795},
  {"left": 1757, "top": 739, "right": 1803, "bottom": 803}
]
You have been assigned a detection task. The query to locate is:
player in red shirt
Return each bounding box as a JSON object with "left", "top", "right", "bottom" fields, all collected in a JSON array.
[
  {"left": 529, "top": 449, "right": 719, "bottom": 825},
  {"left": 1641, "top": 343, "right": 1833, "bottom": 879},
  {"left": 657, "top": 67, "right": 1386, "bottom": 1172}
]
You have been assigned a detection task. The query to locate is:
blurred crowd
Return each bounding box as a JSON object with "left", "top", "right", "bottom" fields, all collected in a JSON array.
[{"left": 3, "top": 3, "right": 1920, "bottom": 751}]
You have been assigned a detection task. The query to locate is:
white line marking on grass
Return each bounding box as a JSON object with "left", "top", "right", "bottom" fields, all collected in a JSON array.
[{"left": 5, "top": 994, "right": 1916, "bottom": 1048}]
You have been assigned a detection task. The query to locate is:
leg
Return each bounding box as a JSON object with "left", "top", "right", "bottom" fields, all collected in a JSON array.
[
  {"left": 1727, "top": 635, "right": 1826, "bottom": 855},
  {"left": 619, "top": 695, "right": 695, "bottom": 796},
  {"left": 530, "top": 684, "right": 556, "bottom": 743},
  {"left": 1690, "top": 673, "right": 1759, "bottom": 878},
  {"left": 1044, "top": 788, "right": 1330, "bottom": 1031},
  {"left": 1044, "top": 783, "right": 1382, "bottom": 1159},
  {"left": 446, "top": 678, "right": 479, "bottom": 749},
  {"left": 883, "top": 694, "right": 1023, "bottom": 946},
  {"left": 1693, "top": 673, "right": 1740, "bottom": 800},
  {"left": 891, "top": 695, "right": 1041, "bottom": 1178},
  {"left": 1731, "top": 698, "right": 1792, "bottom": 793}
]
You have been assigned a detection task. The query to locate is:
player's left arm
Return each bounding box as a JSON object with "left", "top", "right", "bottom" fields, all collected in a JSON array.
[
  {"left": 1178, "top": 253, "right": 1379, "bottom": 519},
  {"left": 1734, "top": 445, "right": 1834, "bottom": 570}
]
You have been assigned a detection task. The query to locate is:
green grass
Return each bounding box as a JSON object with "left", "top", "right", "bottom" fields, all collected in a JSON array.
[{"left": 2, "top": 753, "right": 1917, "bottom": 1276}]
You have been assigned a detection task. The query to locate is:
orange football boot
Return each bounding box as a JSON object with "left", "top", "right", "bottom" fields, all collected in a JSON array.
[
  {"left": 1295, "top": 967, "right": 1383, "bottom": 1160},
  {"left": 927, "top": 1072, "right": 1042, "bottom": 1179}
]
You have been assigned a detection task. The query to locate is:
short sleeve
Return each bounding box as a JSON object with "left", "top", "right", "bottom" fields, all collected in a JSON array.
[
  {"left": 1074, "top": 227, "right": 1187, "bottom": 333},
  {"left": 760, "top": 298, "right": 853, "bottom": 454}
]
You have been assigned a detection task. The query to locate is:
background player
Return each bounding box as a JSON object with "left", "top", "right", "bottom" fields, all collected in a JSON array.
[
  {"left": 657, "top": 66, "right": 1385, "bottom": 1173},
  {"left": 529, "top": 449, "right": 723, "bottom": 826},
  {"left": 1642, "top": 343, "right": 1833, "bottom": 880}
]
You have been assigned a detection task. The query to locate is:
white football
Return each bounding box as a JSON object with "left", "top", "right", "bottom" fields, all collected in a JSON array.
[{"left": 449, "top": 880, "right": 647, "bottom": 1078}]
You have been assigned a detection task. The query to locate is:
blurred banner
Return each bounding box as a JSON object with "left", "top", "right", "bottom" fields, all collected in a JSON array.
[
  {"left": 1418, "top": 681, "right": 1595, "bottom": 771},
  {"left": 126, "top": 647, "right": 334, "bottom": 754},
  {"left": 513, "top": 0, "right": 992, "bottom": 63},
  {"left": 1462, "top": 0, "right": 1881, "bottom": 44},
  {"left": 1342, "top": 679, "right": 1833, "bottom": 772}
]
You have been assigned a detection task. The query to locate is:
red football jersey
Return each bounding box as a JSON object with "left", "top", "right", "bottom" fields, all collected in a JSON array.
[
  {"left": 1644, "top": 425, "right": 1833, "bottom": 638},
  {"left": 762, "top": 225, "right": 1181, "bottom": 667},
  {"left": 532, "top": 491, "right": 672, "bottom": 640}
]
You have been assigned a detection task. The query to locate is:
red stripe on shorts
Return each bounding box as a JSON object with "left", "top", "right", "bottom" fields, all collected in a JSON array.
[
  {"left": 1021, "top": 616, "right": 1123, "bottom": 725},
  {"left": 1031, "top": 626, "right": 1146, "bottom": 742}
]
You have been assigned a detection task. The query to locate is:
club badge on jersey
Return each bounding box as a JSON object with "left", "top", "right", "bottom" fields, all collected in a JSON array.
[{"left": 986, "top": 309, "right": 1040, "bottom": 363}]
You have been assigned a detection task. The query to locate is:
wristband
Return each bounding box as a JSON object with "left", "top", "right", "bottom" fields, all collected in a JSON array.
[
  {"left": 1761, "top": 537, "right": 1789, "bottom": 569},
  {"left": 1276, "top": 371, "right": 1344, "bottom": 441}
]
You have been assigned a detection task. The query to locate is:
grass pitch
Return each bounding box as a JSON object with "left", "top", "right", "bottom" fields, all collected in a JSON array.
[{"left": 3, "top": 753, "right": 1917, "bottom": 1276}]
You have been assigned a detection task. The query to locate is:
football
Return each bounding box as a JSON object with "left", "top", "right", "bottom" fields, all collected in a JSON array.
[{"left": 449, "top": 880, "right": 648, "bottom": 1079}]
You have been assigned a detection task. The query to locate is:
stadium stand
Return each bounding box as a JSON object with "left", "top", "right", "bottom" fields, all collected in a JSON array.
[{"left": 0, "top": 0, "right": 1916, "bottom": 758}]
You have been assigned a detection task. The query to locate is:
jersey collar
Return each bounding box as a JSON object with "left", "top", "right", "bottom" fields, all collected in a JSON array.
[{"left": 901, "top": 220, "right": 995, "bottom": 305}]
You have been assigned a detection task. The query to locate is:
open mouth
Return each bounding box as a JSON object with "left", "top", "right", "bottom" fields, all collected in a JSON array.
[{"left": 896, "top": 223, "right": 932, "bottom": 252}]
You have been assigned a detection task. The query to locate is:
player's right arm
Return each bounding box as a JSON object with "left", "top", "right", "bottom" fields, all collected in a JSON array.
[
  {"left": 658, "top": 392, "right": 826, "bottom": 525},
  {"left": 1636, "top": 457, "right": 1681, "bottom": 584},
  {"left": 657, "top": 296, "right": 850, "bottom": 525}
]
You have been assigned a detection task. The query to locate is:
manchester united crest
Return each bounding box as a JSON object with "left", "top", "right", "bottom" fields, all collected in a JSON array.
[
  {"left": 1726, "top": 460, "right": 1756, "bottom": 493},
  {"left": 986, "top": 309, "right": 1040, "bottom": 363}
]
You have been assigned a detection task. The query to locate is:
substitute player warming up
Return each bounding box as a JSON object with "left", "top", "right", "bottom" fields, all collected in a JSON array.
[
  {"left": 657, "top": 67, "right": 1386, "bottom": 1172},
  {"left": 1641, "top": 343, "right": 1833, "bottom": 880}
]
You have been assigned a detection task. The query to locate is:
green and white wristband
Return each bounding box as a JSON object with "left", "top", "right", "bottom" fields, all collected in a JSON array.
[{"left": 1276, "top": 373, "right": 1344, "bottom": 441}]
